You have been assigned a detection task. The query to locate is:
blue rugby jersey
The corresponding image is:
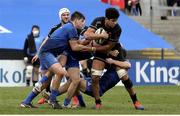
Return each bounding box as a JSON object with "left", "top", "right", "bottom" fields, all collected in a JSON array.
[{"left": 40, "top": 22, "right": 78, "bottom": 55}]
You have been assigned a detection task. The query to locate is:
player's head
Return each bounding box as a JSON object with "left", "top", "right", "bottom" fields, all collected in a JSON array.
[
  {"left": 71, "top": 11, "right": 85, "bottom": 29},
  {"left": 59, "top": 8, "right": 70, "bottom": 24},
  {"left": 105, "top": 7, "right": 119, "bottom": 28},
  {"left": 31, "top": 25, "right": 40, "bottom": 38}
]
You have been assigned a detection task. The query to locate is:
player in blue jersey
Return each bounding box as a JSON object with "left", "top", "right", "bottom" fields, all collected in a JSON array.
[
  {"left": 20, "top": 11, "right": 96, "bottom": 109},
  {"left": 37, "top": 8, "right": 86, "bottom": 107}
]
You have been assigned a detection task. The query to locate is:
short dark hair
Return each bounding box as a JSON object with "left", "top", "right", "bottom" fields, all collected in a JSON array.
[
  {"left": 71, "top": 11, "right": 85, "bottom": 21},
  {"left": 105, "top": 7, "right": 120, "bottom": 19}
]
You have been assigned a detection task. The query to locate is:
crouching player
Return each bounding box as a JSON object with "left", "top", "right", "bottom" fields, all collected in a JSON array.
[
  {"left": 56, "top": 53, "right": 144, "bottom": 110},
  {"left": 62, "top": 42, "right": 144, "bottom": 110}
]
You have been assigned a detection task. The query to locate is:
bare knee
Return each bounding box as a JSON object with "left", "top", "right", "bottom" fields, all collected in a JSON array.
[{"left": 71, "top": 78, "right": 81, "bottom": 86}]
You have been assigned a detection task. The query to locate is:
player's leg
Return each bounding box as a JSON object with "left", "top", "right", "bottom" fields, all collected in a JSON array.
[
  {"left": 38, "top": 53, "right": 67, "bottom": 105},
  {"left": 121, "top": 74, "right": 144, "bottom": 110},
  {"left": 37, "top": 82, "right": 51, "bottom": 104},
  {"left": 116, "top": 67, "right": 144, "bottom": 110},
  {"left": 71, "top": 87, "right": 86, "bottom": 108},
  {"left": 91, "top": 59, "right": 105, "bottom": 109},
  {"left": 48, "top": 62, "right": 67, "bottom": 109},
  {"left": 39, "top": 52, "right": 67, "bottom": 109},
  {"left": 20, "top": 71, "right": 52, "bottom": 108},
  {"left": 73, "top": 91, "right": 86, "bottom": 107},
  {"left": 80, "top": 60, "right": 89, "bottom": 77},
  {"left": 63, "top": 67, "right": 81, "bottom": 108}
]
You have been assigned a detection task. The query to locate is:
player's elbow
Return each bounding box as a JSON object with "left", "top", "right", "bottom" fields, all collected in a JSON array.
[
  {"left": 71, "top": 45, "right": 78, "bottom": 51},
  {"left": 125, "top": 61, "right": 131, "bottom": 69},
  {"left": 83, "top": 31, "right": 92, "bottom": 40},
  {"left": 71, "top": 44, "right": 81, "bottom": 52}
]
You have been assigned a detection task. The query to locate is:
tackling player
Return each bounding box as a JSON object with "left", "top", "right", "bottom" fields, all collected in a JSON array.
[
  {"left": 55, "top": 45, "right": 144, "bottom": 110},
  {"left": 20, "top": 11, "right": 94, "bottom": 109},
  {"left": 36, "top": 8, "right": 86, "bottom": 107}
]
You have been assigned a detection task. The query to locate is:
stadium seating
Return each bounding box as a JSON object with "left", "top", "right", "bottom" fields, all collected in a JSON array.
[
  {"left": 127, "top": 48, "right": 180, "bottom": 60},
  {"left": 130, "top": 16, "right": 180, "bottom": 54}
]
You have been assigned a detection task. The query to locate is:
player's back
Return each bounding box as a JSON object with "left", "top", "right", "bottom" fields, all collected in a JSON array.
[
  {"left": 99, "top": 67, "right": 120, "bottom": 96},
  {"left": 41, "top": 22, "right": 78, "bottom": 53}
]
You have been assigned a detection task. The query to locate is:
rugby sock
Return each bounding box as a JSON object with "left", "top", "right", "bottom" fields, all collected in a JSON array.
[
  {"left": 130, "top": 93, "right": 138, "bottom": 103},
  {"left": 39, "top": 76, "right": 48, "bottom": 83},
  {"left": 77, "top": 94, "right": 86, "bottom": 107},
  {"left": 49, "top": 89, "right": 60, "bottom": 101},
  {"left": 64, "top": 98, "right": 71, "bottom": 106},
  {"left": 23, "top": 91, "right": 38, "bottom": 104}
]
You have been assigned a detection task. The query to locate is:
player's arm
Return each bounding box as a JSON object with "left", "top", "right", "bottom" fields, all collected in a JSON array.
[
  {"left": 84, "top": 27, "right": 108, "bottom": 40},
  {"left": 94, "top": 25, "right": 121, "bottom": 54},
  {"left": 58, "top": 79, "right": 71, "bottom": 94},
  {"left": 31, "top": 36, "right": 49, "bottom": 63},
  {"left": 78, "top": 39, "right": 91, "bottom": 45},
  {"left": 93, "top": 41, "right": 116, "bottom": 54},
  {"left": 69, "top": 39, "right": 95, "bottom": 52},
  {"left": 106, "top": 58, "right": 131, "bottom": 69}
]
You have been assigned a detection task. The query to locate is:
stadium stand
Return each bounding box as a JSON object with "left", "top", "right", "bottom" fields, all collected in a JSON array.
[
  {"left": 127, "top": 48, "right": 180, "bottom": 60},
  {"left": 130, "top": 16, "right": 180, "bottom": 52},
  {"left": 124, "top": 0, "right": 180, "bottom": 59}
]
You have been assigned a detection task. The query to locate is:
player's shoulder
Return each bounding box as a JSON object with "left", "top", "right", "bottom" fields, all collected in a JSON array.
[
  {"left": 114, "top": 24, "right": 121, "bottom": 31},
  {"left": 64, "top": 22, "right": 78, "bottom": 34},
  {"left": 51, "top": 23, "right": 62, "bottom": 29},
  {"left": 63, "top": 22, "right": 74, "bottom": 28},
  {"left": 111, "top": 24, "right": 121, "bottom": 34},
  {"left": 93, "top": 17, "right": 105, "bottom": 24},
  {"left": 90, "top": 17, "right": 105, "bottom": 29}
]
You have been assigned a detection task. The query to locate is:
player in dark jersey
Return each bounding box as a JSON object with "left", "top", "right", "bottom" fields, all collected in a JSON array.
[{"left": 84, "top": 7, "right": 121, "bottom": 109}]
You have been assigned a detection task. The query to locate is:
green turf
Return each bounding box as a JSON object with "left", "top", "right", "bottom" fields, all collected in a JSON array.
[{"left": 0, "top": 86, "right": 180, "bottom": 114}]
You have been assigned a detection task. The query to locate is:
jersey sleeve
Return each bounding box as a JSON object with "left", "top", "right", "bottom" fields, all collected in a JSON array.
[
  {"left": 48, "top": 23, "right": 62, "bottom": 37},
  {"left": 68, "top": 27, "right": 79, "bottom": 40},
  {"left": 109, "top": 26, "right": 122, "bottom": 42},
  {"left": 89, "top": 18, "right": 99, "bottom": 30}
]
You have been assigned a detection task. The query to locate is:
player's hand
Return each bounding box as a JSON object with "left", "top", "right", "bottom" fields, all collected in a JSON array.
[
  {"left": 32, "top": 55, "right": 38, "bottom": 63},
  {"left": 109, "top": 50, "right": 119, "bottom": 57},
  {"left": 106, "top": 58, "right": 114, "bottom": 64}
]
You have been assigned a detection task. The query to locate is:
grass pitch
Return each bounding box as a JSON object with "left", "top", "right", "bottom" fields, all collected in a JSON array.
[{"left": 0, "top": 86, "right": 180, "bottom": 114}]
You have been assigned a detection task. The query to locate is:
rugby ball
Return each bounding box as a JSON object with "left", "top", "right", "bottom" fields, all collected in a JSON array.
[{"left": 94, "top": 28, "right": 106, "bottom": 45}]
